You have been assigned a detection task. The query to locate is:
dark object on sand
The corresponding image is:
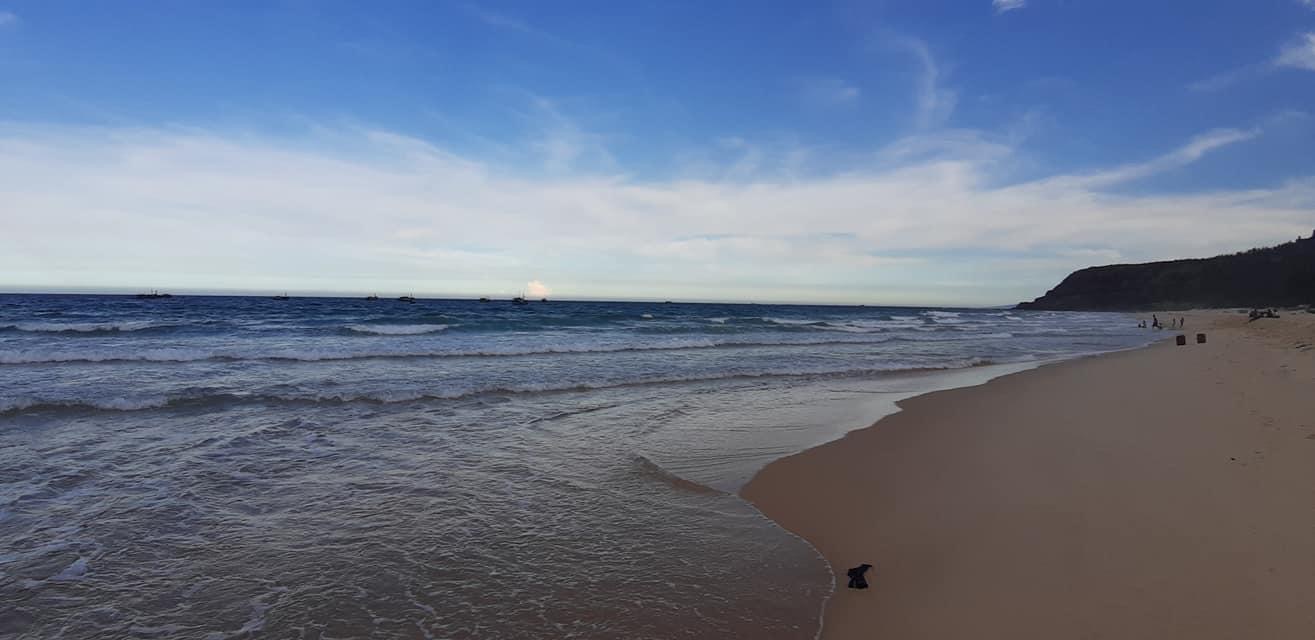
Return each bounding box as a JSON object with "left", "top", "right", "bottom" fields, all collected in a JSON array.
[
  {"left": 1197, "top": 333, "right": 1207, "bottom": 344},
  {"left": 846, "top": 564, "right": 873, "bottom": 589},
  {"left": 1176, "top": 335, "right": 1187, "bottom": 346}
]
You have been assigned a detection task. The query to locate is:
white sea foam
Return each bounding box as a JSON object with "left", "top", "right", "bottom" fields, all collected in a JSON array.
[
  {"left": 0, "top": 335, "right": 913, "bottom": 365},
  {"left": 1, "top": 358, "right": 1009, "bottom": 416},
  {"left": 345, "top": 324, "right": 450, "bottom": 335},
  {"left": 1, "top": 320, "right": 160, "bottom": 333}
]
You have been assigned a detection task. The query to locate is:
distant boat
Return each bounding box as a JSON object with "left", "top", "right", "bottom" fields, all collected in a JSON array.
[
  {"left": 272, "top": 292, "right": 290, "bottom": 301},
  {"left": 135, "top": 290, "right": 173, "bottom": 299},
  {"left": 511, "top": 293, "right": 529, "bottom": 305},
  {"left": 366, "top": 294, "right": 379, "bottom": 301},
  {"left": 398, "top": 295, "right": 417, "bottom": 303},
  {"left": 540, "top": 298, "right": 548, "bottom": 303},
  {"left": 478, "top": 297, "right": 490, "bottom": 303}
]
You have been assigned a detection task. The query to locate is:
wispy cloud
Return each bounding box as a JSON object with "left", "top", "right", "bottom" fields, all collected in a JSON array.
[
  {"left": 517, "top": 93, "right": 616, "bottom": 174},
  {"left": 0, "top": 118, "right": 1305, "bottom": 305},
  {"left": 456, "top": 3, "right": 634, "bottom": 74},
  {"left": 463, "top": 4, "right": 554, "bottom": 41},
  {"left": 0, "top": 11, "right": 18, "bottom": 27},
  {"left": 881, "top": 35, "right": 957, "bottom": 129},
  {"left": 796, "top": 76, "right": 861, "bottom": 107},
  {"left": 1276, "top": 32, "right": 1315, "bottom": 71},
  {"left": 1041, "top": 128, "right": 1260, "bottom": 189},
  {"left": 993, "top": 0, "right": 1026, "bottom": 14},
  {"left": 1191, "top": 31, "right": 1314, "bottom": 92},
  {"left": 1187, "top": 65, "right": 1256, "bottom": 92}
]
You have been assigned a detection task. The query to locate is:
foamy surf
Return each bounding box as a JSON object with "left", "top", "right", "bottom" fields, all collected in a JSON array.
[{"left": 0, "top": 294, "right": 1152, "bottom": 640}]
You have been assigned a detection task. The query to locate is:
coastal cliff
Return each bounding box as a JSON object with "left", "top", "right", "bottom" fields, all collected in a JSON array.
[{"left": 1018, "top": 234, "right": 1315, "bottom": 311}]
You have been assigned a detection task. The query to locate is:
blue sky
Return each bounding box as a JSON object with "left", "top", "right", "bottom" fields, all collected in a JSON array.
[{"left": 1, "top": 1, "right": 1313, "bottom": 304}]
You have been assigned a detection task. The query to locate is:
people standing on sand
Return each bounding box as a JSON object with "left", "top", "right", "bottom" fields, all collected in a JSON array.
[{"left": 1152, "top": 314, "right": 1159, "bottom": 329}]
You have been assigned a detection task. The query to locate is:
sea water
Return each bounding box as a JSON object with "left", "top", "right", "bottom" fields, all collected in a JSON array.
[{"left": 0, "top": 295, "right": 1152, "bottom": 638}]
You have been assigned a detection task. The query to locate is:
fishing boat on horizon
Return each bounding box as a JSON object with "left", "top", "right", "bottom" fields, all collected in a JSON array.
[
  {"left": 366, "top": 294, "right": 379, "bottom": 301},
  {"left": 135, "top": 290, "right": 173, "bottom": 299},
  {"left": 398, "top": 294, "right": 417, "bottom": 303},
  {"left": 272, "top": 292, "right": 290, "bottom": 301}
]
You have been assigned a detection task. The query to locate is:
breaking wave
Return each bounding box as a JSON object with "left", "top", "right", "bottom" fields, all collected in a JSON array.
[
  {"left": 0, "top": 358, "right": 1000, "bottom": 416},
  {"left": 344, "top": 324, "right": 451, "bottom": 335},
  {"left": 0, "top": 330, "right": 1034, "bottom": 365},
  {"left": 0, "top": 320, "right": 165, "bottom": 334}
]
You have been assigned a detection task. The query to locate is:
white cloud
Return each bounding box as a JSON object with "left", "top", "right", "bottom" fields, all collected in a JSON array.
[
  {"left": 993, "top": 0, "right": 1026, "bottom": 14},
  {"left": 526, "top": 280, "right": 551, "bottom": 298},
  {"left": 1276, "top": 32, "right": 1315, "bottom": 71},
  {"left": 0, "top": 120, "right": 1307, "bottom": 305},
  {"left": 0, "top": 11, "right": 18, "bottom": 27}
]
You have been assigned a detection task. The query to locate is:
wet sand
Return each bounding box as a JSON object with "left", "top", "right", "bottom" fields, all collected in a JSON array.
[{"left": 743, "top": 310, "right": 1315, "bottom": 639}]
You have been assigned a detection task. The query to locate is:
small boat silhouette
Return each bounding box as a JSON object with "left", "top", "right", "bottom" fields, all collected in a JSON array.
[
  {"left": 398, "top": 294, "right": 417, "bottom": 303},
  {"left": 272, "top": 292, "right": 290, "bottom": 301},
  {"left": 366, "top": 294, "right": 379, "bottom": 301},
  {"left": 135, "top": 290, "right": 173, "bottom": 299}
]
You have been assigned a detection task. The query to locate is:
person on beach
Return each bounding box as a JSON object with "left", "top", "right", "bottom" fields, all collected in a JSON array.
[{"left": 1152, "top": 314, "right": 1159, "bottom": 329}]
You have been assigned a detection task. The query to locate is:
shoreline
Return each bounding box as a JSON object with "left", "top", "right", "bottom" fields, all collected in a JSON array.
[{"left": 742, "top": 311, "right": 1315, "bottom": 638}]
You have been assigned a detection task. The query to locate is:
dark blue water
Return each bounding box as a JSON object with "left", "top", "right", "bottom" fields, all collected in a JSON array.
[{"left": 0, "top": 295, "right": 1151, "bottom": 638}]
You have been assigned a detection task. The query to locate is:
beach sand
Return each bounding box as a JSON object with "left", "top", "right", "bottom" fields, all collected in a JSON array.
[{"left": 743, "top": 310, "right": 1315, "bottom": 639}]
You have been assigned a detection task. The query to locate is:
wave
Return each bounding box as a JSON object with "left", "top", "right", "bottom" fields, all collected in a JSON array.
[
  {"left": 631, "top": 455, "right": 722, "bottom": 495},
  {"left": 0, "top": 335, "right": 921, "bottom": 365},
  {"left": 344, "top": 324, "right": 451, "bottom": 335},
  {"left": 0, "top": 359, "right": 1001, "bottom": 416},
  {"left": 0, "top": 328, "right": 1035, "bottom": 365},
  {"left": 0, "top": 320, "right": 164, "bottom": 334}
]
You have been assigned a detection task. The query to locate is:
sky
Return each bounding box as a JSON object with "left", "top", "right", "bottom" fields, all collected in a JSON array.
[{"left": 1, "top": 1, "right": 1314, "bottom": 305}]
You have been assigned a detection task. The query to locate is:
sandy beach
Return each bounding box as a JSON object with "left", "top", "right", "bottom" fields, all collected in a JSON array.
[{"left": 743, "top": 310, "right": 1315, "bottom": 639}]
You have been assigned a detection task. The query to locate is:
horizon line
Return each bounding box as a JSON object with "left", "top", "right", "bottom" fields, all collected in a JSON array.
[{"left": 0, "top": 288, "right": 1022, "bottom": 310}]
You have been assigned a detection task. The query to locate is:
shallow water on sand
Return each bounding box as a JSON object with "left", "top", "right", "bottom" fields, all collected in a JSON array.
[{"left": 0, "top": 295, "right": 1151, "bottom": 638}]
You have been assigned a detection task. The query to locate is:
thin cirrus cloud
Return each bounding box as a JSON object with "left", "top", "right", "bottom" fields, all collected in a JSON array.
[
  {"left": 1191, "top": 30, "right": 1315, "bottom": 91},
  {"left": 1276, "top": 32, "right": 1315, "bottom": 71},
  {"left": 797, "top": 76, "right": 861, "bottom": 107},
  {"left": 993, "top": 0, "right": 1026, "bottom": 14},
  {"left": 1, "top": 116, "right": 1309, "bottom": 305},
  {"left": 0, "top": 11, "right": 19, "bottom": 27},
  {"left": 880, "top": 35, "right": 957, "bottom": 129}
]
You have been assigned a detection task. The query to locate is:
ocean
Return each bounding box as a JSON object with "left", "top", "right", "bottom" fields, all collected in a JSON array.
[{"left": 0, "top": 294, "right": 1153, "bottom": 639}]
